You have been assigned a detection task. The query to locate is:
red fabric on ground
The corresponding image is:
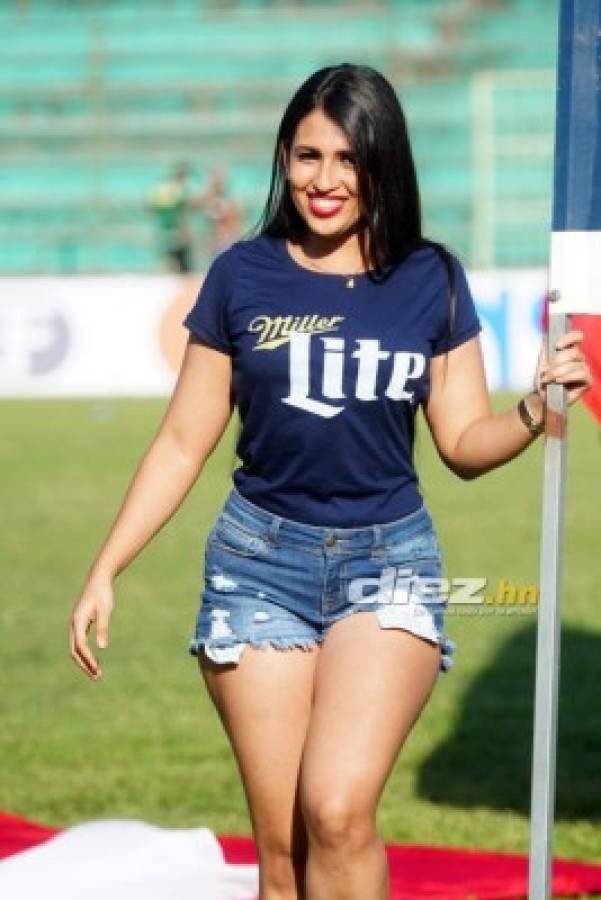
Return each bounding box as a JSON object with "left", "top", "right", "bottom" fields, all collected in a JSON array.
[
  {"left": 218, "top": 834, "right": 601, "bottom": 898},
  {"left": 2, "top": 811, "right": 601, "bottom": 898},
  {"left": 0, "top": 811, "right": 58, "bottom": 860}
]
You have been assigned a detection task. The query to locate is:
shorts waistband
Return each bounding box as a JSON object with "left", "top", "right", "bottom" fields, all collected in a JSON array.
[{"left": 221, "top": 486, "right": 434, "bottom": 552}]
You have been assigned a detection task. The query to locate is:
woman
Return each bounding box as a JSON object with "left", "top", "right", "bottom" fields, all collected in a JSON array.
[{"left": 69, "top": 65, "right": 592, "bottom": 900}]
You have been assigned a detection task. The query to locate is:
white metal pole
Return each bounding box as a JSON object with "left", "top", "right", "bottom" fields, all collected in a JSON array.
[{"left": 527, "top": 304, "right": 569, "bottom": 899}]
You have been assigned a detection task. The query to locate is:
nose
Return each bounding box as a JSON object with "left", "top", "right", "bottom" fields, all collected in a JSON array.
[{"left": 312, "top": 158, "right": 339, "bottom": 192}]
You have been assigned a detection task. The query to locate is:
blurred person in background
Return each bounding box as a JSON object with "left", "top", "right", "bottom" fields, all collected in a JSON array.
[
  {"left": 148, "top": 161, "right": 197, "bottom": 274},
  {"left": 149, "top": 163, "right": 243, "bottom": 273},
  {"left": 202, "top": 166, "right": 244, "bottom": 261}
]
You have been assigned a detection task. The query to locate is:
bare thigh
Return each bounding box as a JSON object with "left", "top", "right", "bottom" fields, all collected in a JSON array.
[
  {"left": 198, "top": 644, "right": 320, "bottom": 859},
  {"left": 299, "top": 611, "right": 441, "bottom": 836}
]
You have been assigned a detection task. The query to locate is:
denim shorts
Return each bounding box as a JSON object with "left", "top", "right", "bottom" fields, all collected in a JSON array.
[{"left": 188, "top": 486, "right": 456, "bottom": 674}]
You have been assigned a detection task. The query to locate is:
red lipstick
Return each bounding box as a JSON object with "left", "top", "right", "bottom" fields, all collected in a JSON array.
[{"left": 308, "top": 195, "right": 345, "bottom": 218}]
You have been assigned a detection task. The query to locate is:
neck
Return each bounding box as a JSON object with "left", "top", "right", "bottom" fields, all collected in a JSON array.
[{"left": 297, "top": 226, "right": 372, "bottom": 273}]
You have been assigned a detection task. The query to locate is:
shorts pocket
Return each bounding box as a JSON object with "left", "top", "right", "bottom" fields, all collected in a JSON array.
[{"left": 208, "top": 513, "right": 271, "bottom": 559}]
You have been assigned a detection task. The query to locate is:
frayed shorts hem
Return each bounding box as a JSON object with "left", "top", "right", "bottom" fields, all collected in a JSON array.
[{"left": 189, "top": 605, "right": 456, "bottom": 672}]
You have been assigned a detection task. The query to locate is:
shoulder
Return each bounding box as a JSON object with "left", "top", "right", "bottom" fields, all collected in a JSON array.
[
  {"left": 200, "top": 239, "right": 246, "bottom": 295},
  {"left": 400, "top": 242, "right": 466, "bottom": 283},
  {"left": 208, "top": 233, "right": 280, "bottom": 278},
  {"left": 205, "top": 240, "right": 240, "bottom": 275},
  {"left": 233, "top": 231, "right": 283, "bottom": 270},
  {"left": 217, "top": 232, "right": 277, "bottom": 262},
  {"left": 403, "top": 245, "right": 474, "bottom": 319}
]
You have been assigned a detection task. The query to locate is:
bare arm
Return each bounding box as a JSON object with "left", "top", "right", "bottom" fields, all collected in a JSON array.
[
  {"left": 422, "top": 329, "right": 592, "bottom": 480},
  {"left": 69, "top": 334, "right": 233, "bottom": 679},
  {"left": 88, "top": 335, "right": 233, "bottom": 578}
]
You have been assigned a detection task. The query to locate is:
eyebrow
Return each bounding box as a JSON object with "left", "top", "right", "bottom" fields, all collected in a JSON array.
[{"left": 294, "top": 145, "right": 354, "bottom": 154}]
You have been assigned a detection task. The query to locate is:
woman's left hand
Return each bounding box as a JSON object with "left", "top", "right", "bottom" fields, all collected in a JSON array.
[{"left": 533, "top": 329, "right": 594, "bottom": 407}]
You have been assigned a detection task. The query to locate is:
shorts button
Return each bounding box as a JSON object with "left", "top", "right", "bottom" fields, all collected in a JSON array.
[{"left": 325, "top": 534, "right": 336, "bottom": 546}]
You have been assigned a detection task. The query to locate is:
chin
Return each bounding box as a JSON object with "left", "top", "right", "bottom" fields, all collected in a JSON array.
[{"left": 303, "top": 214, "right": 357, "bottom": 238}]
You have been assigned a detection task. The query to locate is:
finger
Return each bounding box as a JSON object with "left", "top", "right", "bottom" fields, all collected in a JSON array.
[
  {"left": 71, "top": 647, "right": 101, "bottom": 680},
  {"left": 96, "top": 610, "right": 110, "bottom": 650},
  {"left": 545, "top": 362, "right": 589, "bottom": 382},
  {"left": 543, "top": 375, "right": 591, "bottom": 397},
  {"left": 554, "top": 330, "right": 584, "bottom": 350},
  {"left": 69, "top": 622, "right": 101, "bottom": 680},
  {"left": 72, "top": 615, "right": 101, "bottom": 677},
  {"left": 551, "top": 348, "right": 584, "bottom": 367},
  {"left": 566, "top": 383, "right": 593, "bottom": 405},
  {"left": 69, "top": 618, "right": 81, "bottom": 666},
  {"left": 557, "top": 346, "right": 583, "bottom": 359},
  {"left": 543, "top": 357, "right": 584, "bottom": 377}
]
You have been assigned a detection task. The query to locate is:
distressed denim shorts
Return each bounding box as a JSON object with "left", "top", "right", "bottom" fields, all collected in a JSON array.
[{"left": 188, "top": 486, "right": 456, "bottom": 674}]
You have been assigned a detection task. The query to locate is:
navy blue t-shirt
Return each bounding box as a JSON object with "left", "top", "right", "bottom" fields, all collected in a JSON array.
[{"left": 182, "top": 233, "right": 482, "bottom": 527}]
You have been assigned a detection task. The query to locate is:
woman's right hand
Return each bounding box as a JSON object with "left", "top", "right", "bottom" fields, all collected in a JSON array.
[{"left": 69, "top": 570, "right": 114, "bottom": 681}]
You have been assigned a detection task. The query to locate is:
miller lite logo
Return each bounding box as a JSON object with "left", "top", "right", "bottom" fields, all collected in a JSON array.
[{"left": 248, "top": 313, "right": 426, "bottom": 419}]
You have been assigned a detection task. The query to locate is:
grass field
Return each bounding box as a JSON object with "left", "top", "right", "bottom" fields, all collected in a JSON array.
[{"left": 2, "top": 393, "right": 600, "bottom": 867}]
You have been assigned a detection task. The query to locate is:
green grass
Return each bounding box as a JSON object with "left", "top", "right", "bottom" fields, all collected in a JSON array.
[{"left": 2, "top": 394, "right": 600, "bottom": 867}]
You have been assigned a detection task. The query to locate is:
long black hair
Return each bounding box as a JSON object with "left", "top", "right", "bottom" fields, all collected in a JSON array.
[{"left": 243, "top": 62, "right": 458, "bottom": 357}]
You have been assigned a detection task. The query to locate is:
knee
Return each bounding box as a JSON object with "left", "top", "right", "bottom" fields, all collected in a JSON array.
[{"left": 301, "top": 793, "right": 375, "bottom": 852}]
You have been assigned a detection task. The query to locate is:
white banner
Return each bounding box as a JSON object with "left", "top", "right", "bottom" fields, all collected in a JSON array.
[{"left": 0, "top": 275, "right": 200, "bottom": 397}]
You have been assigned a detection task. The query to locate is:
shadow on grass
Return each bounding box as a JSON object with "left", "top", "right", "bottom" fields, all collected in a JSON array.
[{"left": 418, "top": 622, "right": 601, "bottom": 820}]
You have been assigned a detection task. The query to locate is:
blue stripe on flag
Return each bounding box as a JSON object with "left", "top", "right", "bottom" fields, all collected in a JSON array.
[{"left": 552, "top": 0, "right": 601, "bottom": 232}]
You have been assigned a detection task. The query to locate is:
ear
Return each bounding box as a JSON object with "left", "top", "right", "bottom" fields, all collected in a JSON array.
[{"left": 280, "top": 143, "right": 289, "bottom": 176}]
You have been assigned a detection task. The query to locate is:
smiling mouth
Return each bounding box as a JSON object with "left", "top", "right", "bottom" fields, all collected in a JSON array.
[{"left": 307, "top": 196, "right": 346, "bottom": 217}]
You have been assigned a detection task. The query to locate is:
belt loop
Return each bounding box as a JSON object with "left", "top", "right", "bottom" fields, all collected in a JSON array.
[
  {"left": 372, "top": 523, "right": 384, "bottom": 553},
  {"left": 267, "top": 516, "right": 281, "bottom": 546}
]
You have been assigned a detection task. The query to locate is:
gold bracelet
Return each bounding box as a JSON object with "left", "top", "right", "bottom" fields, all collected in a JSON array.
[{"left": 517, "top": 395, "right": 545, "bottom": 435}]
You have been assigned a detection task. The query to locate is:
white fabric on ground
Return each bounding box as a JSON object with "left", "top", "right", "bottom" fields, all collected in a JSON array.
[{"left": 0, "top": 818, "right": 259, "bottom": 899}]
